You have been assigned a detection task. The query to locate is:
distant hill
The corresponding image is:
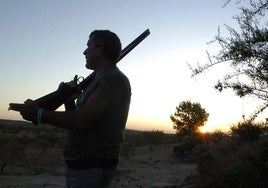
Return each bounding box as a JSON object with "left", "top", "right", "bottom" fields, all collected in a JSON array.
[
  {"left": 0, "top": 119, "right": 148, "bottom": 136},
  {"left": 0, "top": 119, "right": 31, "bottom": 126},
  {"left": 0, "top": 119, "right": 141, "bottom": 132},
  {"left": 0, "top": 119, "right": 176, "bottom": 143},
  {"left": 0, "top": 119, "right": 167, "bottom": 134}
]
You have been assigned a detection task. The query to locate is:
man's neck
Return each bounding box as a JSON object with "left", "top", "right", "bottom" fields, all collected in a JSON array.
[{"left": 95, "top": 63, "right": 116, "bottom": 76}]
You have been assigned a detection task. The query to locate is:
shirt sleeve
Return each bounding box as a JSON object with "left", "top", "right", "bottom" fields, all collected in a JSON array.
[{"left": 94, "top": 72, "right": 131, "bottom": 105}]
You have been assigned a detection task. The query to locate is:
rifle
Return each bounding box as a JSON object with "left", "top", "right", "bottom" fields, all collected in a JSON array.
[{"left": 9, "top": 29, "right": 150, "bottom": 111}]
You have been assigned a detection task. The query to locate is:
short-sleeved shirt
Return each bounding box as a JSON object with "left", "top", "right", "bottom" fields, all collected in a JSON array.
[{"left": 64, "top": 67, "right": 131, "bottom": 160}]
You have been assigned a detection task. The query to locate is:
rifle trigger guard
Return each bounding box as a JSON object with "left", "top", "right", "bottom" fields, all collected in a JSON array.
[{"left": 77, "top": 76, "right": 84, "bottom": 84}]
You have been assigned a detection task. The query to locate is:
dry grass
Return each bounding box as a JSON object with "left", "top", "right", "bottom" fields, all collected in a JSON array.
[{"left": 0, "top": 144, "right": 197, "bottom": 188}]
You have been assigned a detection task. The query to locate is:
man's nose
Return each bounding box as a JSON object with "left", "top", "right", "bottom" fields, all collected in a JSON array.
[{"left": 83, "top": 49, "right": 87, "bottom": 55}]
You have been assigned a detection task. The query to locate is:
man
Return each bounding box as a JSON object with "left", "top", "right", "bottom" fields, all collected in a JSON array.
[{"left": 12, "top": 30, "right": 131, "bottom": 187}]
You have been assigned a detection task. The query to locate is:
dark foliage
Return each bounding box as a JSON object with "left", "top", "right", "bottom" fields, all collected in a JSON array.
[
  {"left": 187, "top": 122, "right": 268, "bottom": 188},
  {"left": 230, "top": 121, "right": 263, "bottom": 142},
  {"left": 170, "top": 100, "right": 209, "bottom": 137},
  {"left": 190, "top": 0, "right": 268, "bottom": 120}
]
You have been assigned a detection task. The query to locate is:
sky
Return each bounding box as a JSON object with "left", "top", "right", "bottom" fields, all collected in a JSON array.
[{"left": 1, "top": 0, "right": 264, "bottom": 133}]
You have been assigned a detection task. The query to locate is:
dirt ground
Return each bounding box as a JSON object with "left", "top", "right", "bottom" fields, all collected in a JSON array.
[{"left": 0, "top": 144, "right": 196, "bottom": 188}]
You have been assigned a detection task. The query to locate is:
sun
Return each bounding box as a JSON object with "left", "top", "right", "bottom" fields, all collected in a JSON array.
[
  {"left": 199, "top": 123, "right": 232, "bottom": 133},
  {"left": 199, "top": 124, "right": 217, "bottom": 133}
]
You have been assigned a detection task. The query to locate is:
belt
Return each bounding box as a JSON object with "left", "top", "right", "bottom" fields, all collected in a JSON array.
[{"left": 65, "top": 157, "right": 118, "bottom": 170}]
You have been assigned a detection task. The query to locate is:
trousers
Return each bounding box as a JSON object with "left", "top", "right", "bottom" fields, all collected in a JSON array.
[{"left": 65, "top": 165, "right": 117, "bottom": 188}]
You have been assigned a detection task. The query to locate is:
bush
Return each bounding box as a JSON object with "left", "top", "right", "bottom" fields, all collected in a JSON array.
[
  {"left": 0, "top": 136, "right": 25, "bottom": 174},
  {"left": 231, "top": 121, "right": 263, "bottom": 142},
  {"left": 143, "top": 130, "right": 165, "bottom": 150},
  {"left": 173, "top": 135, "right": 203, "bottom": 162},
  {"left": 192, "top": 135, "right": 268, "bottom": 188}
]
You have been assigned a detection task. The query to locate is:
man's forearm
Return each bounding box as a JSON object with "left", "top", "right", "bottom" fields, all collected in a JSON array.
[{"left": 41, "top": 111, "right": 79, "bottom": 130}]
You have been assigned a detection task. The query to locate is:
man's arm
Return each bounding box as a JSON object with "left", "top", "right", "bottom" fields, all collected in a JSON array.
[{"left": 19, "top": 93, "right": 113, "bottom": 130}]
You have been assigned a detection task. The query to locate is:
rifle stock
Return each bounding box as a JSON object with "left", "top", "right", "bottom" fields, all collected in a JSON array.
[{"left": 16, "top": 29, "right": 150, "bottom": 111}]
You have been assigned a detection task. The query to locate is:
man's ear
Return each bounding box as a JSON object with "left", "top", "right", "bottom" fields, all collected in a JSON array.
[{"left": 96, "top": 45, "right": 104, "bottom": 56}]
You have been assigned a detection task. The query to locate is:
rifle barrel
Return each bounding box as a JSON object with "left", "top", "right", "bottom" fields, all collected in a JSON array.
[
  {"left": 16, "top": 29, "right": 150, "bottom": 111},
  {"left": 119, "top": 29, "right": 150, "bottom": 61}
]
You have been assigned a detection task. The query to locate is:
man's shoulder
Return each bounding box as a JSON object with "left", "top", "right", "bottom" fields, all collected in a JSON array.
[{"left": 105, "top": 68, "right": 129, "bottom": 82}]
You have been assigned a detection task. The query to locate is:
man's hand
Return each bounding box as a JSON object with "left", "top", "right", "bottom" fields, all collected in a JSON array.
[
  {"left": 58, "top": 75, "right": 81, "bottom": 102},
  {"left": 10, "top": 99, "right": 40, "bottom": 125}
]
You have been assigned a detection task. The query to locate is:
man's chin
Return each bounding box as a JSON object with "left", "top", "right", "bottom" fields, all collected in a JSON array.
[{"left": 85, "top": 63, "right": 93, "bottom": 70}]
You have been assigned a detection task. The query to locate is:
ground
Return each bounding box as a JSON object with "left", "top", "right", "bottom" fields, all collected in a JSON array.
[{"left": 0, "top": 144, "right": 196, "bottom": 188}]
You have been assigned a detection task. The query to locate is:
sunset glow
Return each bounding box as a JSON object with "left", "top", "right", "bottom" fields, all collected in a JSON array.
[{"left": 1, "top": 1, "right": 267, "bottom": 133}]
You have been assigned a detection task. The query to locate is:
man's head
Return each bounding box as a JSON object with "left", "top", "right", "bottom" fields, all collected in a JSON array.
[{"left": 84, "top": 30, "right": 121, "bottom": 69}]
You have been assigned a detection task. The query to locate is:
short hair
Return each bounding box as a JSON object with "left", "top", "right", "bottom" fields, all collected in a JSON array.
[{"left": 89, "top": 30, "right": 122, "bottom": 63}]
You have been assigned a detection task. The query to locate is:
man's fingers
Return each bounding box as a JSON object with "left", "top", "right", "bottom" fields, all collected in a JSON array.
[
  {"left": 9, "top": 103, "right": 24, "bottom": 111},
  {"left": 74, "top": 75, "right": 78, "bottom": 82}
]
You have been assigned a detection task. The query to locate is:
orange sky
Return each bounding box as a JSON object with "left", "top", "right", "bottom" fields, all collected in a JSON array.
[{"left": 1, "top": 1, "right": 266, "bottom": 134}]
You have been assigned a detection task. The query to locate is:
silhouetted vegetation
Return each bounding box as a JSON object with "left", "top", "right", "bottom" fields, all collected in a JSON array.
[
  {"left": 190, "top": 0, "right": 268, "bottom": 120},
  {"left": 170, "top": 100, "right": 209, "bottom": 137},
  {"left": 0, "top": 119, "right": 176, "bottom": 174},
  {"left": 0, "top": 135, "right": 24, "bottom": 174},
  {"left": 184, "top": 1, "right": 268, "bottom": 185},
  {"left": 174, "top": 121, "right": 268, "bottom": 187},
  {"left": 119, "top": 129, "right": 176, "bottom": 160},
  {"left": 0, "top": 120, "right": 66, "bottom": 175},
  {"left": 143, "top": 129, "right": 165, "bottom": 150},
  {"left": 231, "top": 121, "right": 263, "bottom": 142}
]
